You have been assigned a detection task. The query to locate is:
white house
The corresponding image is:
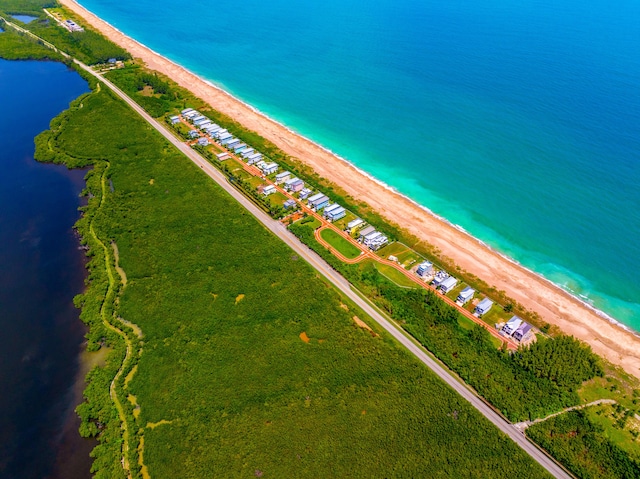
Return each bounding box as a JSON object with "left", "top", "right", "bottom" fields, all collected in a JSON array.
[
  {"left": 439, "top": 276, "right": 458, "bottom": 294},
  {"left": 263, "top": 184, "right": 276, "bottom": 196},
  {"left": 474, "top": 298, "right": 494, "bottom": 316},
  {"left": 457, "top": 286, "right": 475, "bottom": 304}
]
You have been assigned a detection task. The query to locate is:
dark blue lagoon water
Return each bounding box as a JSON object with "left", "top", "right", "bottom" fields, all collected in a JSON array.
[
  {"left": 78, "top": 0, "right": 640, "bottom": 329},
  {"left": 0, "top": 60, "right": 91, "bottom": 479},
  {"left": 9, "top": 15, "right": 38, "bottom": 24}
]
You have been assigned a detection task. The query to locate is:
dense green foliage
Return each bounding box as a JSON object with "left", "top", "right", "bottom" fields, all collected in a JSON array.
[
  {"left": 513, "top": 336, "right": 603, "bottom": 390},
  {"left": 106, "top": 67, "right": 178, "bottom": 117},
  {"left": 0, "top": 0, "right": 54, "bottom": 14},
  {"left": 37, "top": 80, "right": 552, "bottom": 478},
  {"left": 288, "top": 220, "right": 602, "bottom": 421},
  {"left": 0, "top": 18, "right": 64, "bottom": 60},
  {"left": 527, "top": 411, "right": 640, "bottom": 479},
  {"left": 2, "top": 5, "right": 129, "bottom": 65}
]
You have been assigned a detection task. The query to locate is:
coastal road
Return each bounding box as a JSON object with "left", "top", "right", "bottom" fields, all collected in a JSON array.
[
  {"left": 86, "top": 71, "right": 572, "bottom": 479},
  {"left": 0, "top": 19, "right": 570, "bottom": 475}
]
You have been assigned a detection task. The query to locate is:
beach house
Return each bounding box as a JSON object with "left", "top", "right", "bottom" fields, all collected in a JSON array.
[
  {"left": 298, "top": 188, "right": 313, "bottom": 200},
  {"left": 241, "top": 148, "right": 255, "bottom": 158},
  {"left": 501, "top": 316, "right": 523, "bottom": 337},
  {"left": 432, "top": 271, "right": 449, "bottom": 288},
  {"left": 262, "top": 162, "right": 279, "bottom": 175},
  {"left": 306, "top": 193, "right": 324, "bottom": 205},
  {"left": 439, "top": 276, "right": 458, "bottom": 294},
  {"left": 64, "top": 19, "right": 84, "bottom": 32},
  {"left": 326, "top": 207, "right": 346, "bottom": 222},
  {"left": 169, "top": 115, "right": 180, "bottom": 124},
  {"left": 188, "top": 130, "right": 199, "bottom": 139},
  {"left": 197, "top": 137, "right": 209, "bottom": 146},
  {"left": 474, "top": 298, "right": 494, "bottom": 316},
  {"left": 285, "top": 178, "right": 304, "bottom": 192},
  {"left": 234, "top": 143, "right": 247, "bottom": 153},
  {"left": 513, "top": 322, "right": 533, "bottom": 342},
  {"left": 358, "top": 225, "right": 376, "bottom": 241},
  {"left": 416, "top": 261, "right": 434, "bottom": 278},
  {"left": 216, "top": 152, "right": 230, "bottom": 161},
  {"left": 323, "top": 204, "right": 341, "bottom": 216},
  {"left": 346, "top": 218, "right": 364, "bottom": 233},
  {"left": 309, "top": 194, "right": 330, "bottom": 211},
  {"left": 213, "top": 128, "right": 228, "bottom": 138},
  {"left": 247, "top": 153, "right": 263, "bottom": 165},
  {"left": 456, "top": 286, "right": 475, "bottom": 304},
  {"left": 367, "top": 234, "right": 388, "bottom": 251},
  {"left": 275, "top": 171, "right": 292, "bottom": 184},
  {"left": 263, "top": 185, "right": 276, "bottom": 196},
  {"left": 283, "top": 199, "right": 297, "bottom": 209}
]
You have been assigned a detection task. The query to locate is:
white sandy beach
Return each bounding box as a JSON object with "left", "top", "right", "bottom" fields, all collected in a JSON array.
[{"left": 60, "top": 0, "right": 640, "bottom": 379}]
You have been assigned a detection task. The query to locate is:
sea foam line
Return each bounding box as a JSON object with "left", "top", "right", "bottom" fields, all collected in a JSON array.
[{"left": 74, "top": 0, "right": 638, "bottom": 338}]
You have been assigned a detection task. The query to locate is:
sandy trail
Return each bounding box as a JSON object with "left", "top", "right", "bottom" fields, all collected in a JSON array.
[{"left": 60, "top": 0, "right": 640, "bottom": 379}]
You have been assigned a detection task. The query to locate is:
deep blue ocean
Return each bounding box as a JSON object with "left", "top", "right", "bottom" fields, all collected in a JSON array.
[
  {"left": 78, "top": 0, "right": 640, "bottom": 329},
  {"left": 0, "top": 59, "right": 92, "bottom": 478}
]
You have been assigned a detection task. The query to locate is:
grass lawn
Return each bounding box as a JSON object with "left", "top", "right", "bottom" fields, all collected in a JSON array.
[
  {"left": 171, "top": 121, "right": 191, "bottom": 137},
  {"left": 295, "top": 216, "right": 321, "bottom": 230},
  {"left": 377, "top": 242, "right": 423, "bottom": 269},
  {"left": 224, "top": 158, "right": 244, "bottom": 172},
  {"left": 376, "top": 241, "right": 408, "bottom": 259},
  {"left": 320, "top": 228, "right": 362, "bottom": 260},
  {"left": 49, "top": 86, "right": 550, "bottom": 478},
  {"left": 267, "top": 191, "right": 288, "bottom": 207},
  {"left": 366, "top": 261, "right": 420, "bottom": 289},
  {"left": 247, "top": 176, "right": 265, "bottom": 189},
  {"left": 479, "top": 304, "right": 512, "bottom": 327}
]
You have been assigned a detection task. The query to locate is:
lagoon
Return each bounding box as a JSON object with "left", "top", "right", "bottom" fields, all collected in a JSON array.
[
  {"left": 0, "top": 59, "right": 91, "bottom": 479},
  {"left": 10, "top": 14, "right": 38, "bottom": 24}
]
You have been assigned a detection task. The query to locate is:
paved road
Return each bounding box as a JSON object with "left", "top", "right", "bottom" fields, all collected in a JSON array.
[
  {"left": 91, "top": 71, "right": 572, "bottom": 479},
  {"left": 0, "top": 18, "right": 571, "bottom": 476}
]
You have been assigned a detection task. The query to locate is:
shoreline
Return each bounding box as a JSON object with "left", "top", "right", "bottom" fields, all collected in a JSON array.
[{"left": 60, "top": 0, "right": 640, "bottom": 379}]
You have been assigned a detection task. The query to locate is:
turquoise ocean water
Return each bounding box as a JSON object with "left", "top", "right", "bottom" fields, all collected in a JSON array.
[{"left": 78, "top": 0, "right": 640, "bottom": 329}]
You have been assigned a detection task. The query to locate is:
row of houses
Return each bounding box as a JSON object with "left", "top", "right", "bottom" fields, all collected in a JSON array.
[
  {"left": 501, "top": 316, "right": 533, "bottom": 342},
  {"left": 181, "top": 108, "right": 258, "bottom": 158}
]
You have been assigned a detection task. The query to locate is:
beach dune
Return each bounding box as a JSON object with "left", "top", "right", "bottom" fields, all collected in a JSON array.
[{"left": 60, "top": 0, "right": 640, "bottom": 379}]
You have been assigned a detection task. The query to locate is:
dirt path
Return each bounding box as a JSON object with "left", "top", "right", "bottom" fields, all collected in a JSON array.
[{"left": 514, "top": 399, "right": 617, "bottom": 431}]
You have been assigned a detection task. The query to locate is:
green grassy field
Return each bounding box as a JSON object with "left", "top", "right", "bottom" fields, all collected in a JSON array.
[
  {"left": 371, "top": 261, "right": 420, "bottom": 288},
  {"left": 45, "top": 82, "right": 553, "bottom": 478},
  {"left": 320, "top": 228, "right": 362, "bottom": 259}
]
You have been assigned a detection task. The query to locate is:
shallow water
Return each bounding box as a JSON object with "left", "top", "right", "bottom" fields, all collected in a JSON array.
[
  {"left": 10, "top": 14, "right": 38, "bottom": 24},
  {"left": 0, "top": 59, "right": 92, "bottom": 479}
]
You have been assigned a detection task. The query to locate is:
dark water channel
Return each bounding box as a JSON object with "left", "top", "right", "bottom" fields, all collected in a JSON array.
[{"left": 0, "top": 59, "right": 93, "bottom": 479}]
